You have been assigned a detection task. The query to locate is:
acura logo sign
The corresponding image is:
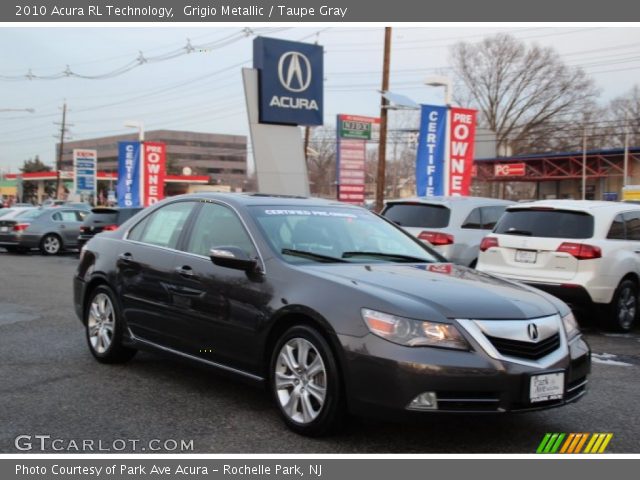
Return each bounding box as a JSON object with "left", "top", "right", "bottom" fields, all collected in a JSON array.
[
  {"left": 527, "top": 323, "right": 539, "bottom": 341},
  {"left": 278, "top": 51, "right": 312, "bottom": 92}
]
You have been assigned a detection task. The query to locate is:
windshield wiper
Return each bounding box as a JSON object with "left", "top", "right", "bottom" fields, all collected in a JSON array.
[
  {"left": 281, "top": 248, "right": 349, "bottom": 263},
  {"left": 341, "top": 251, "right": 432, "bottom": 263},
  {"left": 501, "top": 228, "right": 533, "bottom": 236}
]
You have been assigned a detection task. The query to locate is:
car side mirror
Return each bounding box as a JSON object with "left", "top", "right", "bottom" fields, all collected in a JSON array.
[{"left": 209, "top": 246, "right": 258, "bottom": 272}]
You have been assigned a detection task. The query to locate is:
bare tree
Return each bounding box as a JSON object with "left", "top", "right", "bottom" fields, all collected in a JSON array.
[
  {"left": 450, "top": 34, "right": 599, "bottom": 155},
  {"left": 306, "top": 127, "right": 337, "bottom": 197},
  {"left": 606, "top": 85, "right": 640, "bottom": 148}
]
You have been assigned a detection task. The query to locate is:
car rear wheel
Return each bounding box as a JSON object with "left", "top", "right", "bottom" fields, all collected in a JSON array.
[
  {"left": 40, "top": 234, "right": 62, "bottom": 255},
  {"left": 85, "top": 285, "right": 137, "bottom": 363},
  {"left": 270, "top": 325, "right": 345, "bottom": 436},
  {"left": 606, "top": 279, "right": 638, "bottom": 332}
]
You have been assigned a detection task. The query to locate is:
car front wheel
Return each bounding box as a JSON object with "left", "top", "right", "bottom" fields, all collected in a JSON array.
[
  {"left": 270, "top": 325, "right": 345, "bottom": 436},
  {"left": 606, "top": 279, "right": 638, "bottom": 332},
  {"left": 85, "top": 285, "right": 137, "bottom": 363}
]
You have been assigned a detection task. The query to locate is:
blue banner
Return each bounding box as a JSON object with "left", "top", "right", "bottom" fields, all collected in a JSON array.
[
  {"left": 253, "top": 37, "right": 323, "bottom": 126},
  {"left": 416, "top": 104, "right": 448, "bottom": 196},
  {"left": 117, "top": 141, "right": 141, "bottom": 208}
]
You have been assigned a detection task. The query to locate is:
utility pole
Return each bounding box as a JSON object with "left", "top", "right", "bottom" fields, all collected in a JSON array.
[
  {"left": 623, "top": 111, "right": 630, "bottom": 189},
  {"left": 55, "top": 101, "right": 68, "bottom": 200},
  {"left": 582, "top": 125, "right": 587, "bottom": 200},
  {"left": 375, "top": 27, "right": 392, "bottom": 213}
]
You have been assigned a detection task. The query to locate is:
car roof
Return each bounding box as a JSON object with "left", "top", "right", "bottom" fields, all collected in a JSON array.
[
  {"left": 508, "top": 200, "right": 639, "bottom": 214},
  {"left": 168, "top": 192, "right": 357, "bottom": 208},
  {"left": 386, "top": 196, "right": 514, "bottom": 207}
]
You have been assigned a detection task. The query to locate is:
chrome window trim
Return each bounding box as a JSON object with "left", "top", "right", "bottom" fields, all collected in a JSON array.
[
  {"left": 122, "top": 198, "right": 266, "bottom": 274},
  {"left": 456, "top": 314, "right": 568, "bottom": 369}
]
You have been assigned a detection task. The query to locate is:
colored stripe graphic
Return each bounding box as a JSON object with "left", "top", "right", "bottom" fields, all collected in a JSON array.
[{"left": 537, "top": 433, "right": 613, "bottom": 453}]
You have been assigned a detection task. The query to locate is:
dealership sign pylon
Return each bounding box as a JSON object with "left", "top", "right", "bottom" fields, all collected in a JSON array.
[{"left": 116, "top": 141, "right": 166, "bottom": 208}]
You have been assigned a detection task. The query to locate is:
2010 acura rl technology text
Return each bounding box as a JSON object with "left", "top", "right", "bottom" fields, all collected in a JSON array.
[{"left": 73, "top": 194, "right": 590, "bottom": 436}]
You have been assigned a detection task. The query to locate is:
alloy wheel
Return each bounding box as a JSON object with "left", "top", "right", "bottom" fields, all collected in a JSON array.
[
  {"left": 617, "top": 286, "right": 637, "bottom": 330},
  {"left": 274, "top": 337, "right": 327, "bottom": 424},
  {"left": 87, "top": 293, "right": 115, "bottom": 354},
  {"left": 43, "top": 235, "right": 60, "bottom": 254}
]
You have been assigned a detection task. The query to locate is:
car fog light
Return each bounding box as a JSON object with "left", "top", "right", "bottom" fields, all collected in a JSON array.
[{"left": 407, "top": 392, "right": 438, "bottom": 411}]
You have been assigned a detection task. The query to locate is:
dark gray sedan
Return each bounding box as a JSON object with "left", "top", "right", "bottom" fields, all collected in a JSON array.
[
  {"left": 0, "top": 207, "right": 88, "bottom": 254},
  {"left": 73, "top": 193, "right": 590, "bottom": 436}
]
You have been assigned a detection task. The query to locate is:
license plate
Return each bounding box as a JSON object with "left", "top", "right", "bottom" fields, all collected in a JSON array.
[
  {"left": 515, "top": 249, "right": 537, "bottom": 263},
  {"left": 0, "top": 226, "right": 7, "bottom": 232},
  {"left": 530, "top": 372, "right": 565, "bottom": 403}
]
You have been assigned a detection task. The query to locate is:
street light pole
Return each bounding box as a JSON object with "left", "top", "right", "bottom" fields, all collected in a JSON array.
[
  {"left": 582, "top": 125, "right": 587, "bottom": 201},
  {"left": 124, "top": 120, "right": 145, "bottom": 207},
  {"left": 425, "top": 75, "right": 453, "bottom": 196}
]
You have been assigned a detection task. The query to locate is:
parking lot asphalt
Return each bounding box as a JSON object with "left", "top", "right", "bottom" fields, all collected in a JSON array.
[{"left": 1, "top": 250, "right": 639, "bottom": 453}]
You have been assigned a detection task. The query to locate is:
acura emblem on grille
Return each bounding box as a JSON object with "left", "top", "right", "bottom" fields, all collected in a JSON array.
[{"left": 527, "top": 323, "right": 539, "bottom": 341}]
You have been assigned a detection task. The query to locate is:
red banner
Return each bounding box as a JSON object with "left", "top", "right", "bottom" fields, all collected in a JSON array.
[
  {"left": 448, "top": 107, "right": 476, "bottom": 196},
  {"left": 143, "top": 142, "right": 166, "bottom": 207}
]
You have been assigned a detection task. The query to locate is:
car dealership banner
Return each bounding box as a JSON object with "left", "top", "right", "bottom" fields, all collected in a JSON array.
[
  {"left": 253, "top": 37, "right": 323, "bottom": 126},
  {"left": 416, "top": 104, "right": 447, "bottom": 196},
  {"left": 117, "top": 141, "right": 141, "bottom": 208},
  {"left": 416, "top": 105, "right": 477, "bottom": 196},
  {"left": 73, "top": 149, "right": 97, "bottom": 196},
  {"left": 448, "top": 107, "right": 477, "bottom": 196},
  {"left": 142, "top": 142, "right": 166, "bottom": 206}
]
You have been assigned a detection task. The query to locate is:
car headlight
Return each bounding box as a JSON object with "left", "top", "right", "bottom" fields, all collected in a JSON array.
[
  {"left": 562, "top": 311, "right": 580, "bottom": 339},
  {"left": 361, "top": 308, "right": 469, "bottom": 350}
]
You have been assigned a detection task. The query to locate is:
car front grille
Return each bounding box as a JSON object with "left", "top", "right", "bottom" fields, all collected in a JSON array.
[{"left": 485, "top": 332, "right": 561, "bottom": 360}]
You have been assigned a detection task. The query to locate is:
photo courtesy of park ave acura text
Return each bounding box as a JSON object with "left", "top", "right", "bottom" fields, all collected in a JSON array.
[{"left": 1, "top": 9, "right": 640, "bottom": 459}]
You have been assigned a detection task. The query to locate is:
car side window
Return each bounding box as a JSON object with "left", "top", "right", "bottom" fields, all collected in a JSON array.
[
  {"left": 481, "top": 206, "right": 507, "bottom": 230},
  {"left": 185, "top": 202, "right": 256, "bottom": 257},
  {"left": 127, "top": 201, "right": 195, "bottom": 249},
  {"left": 75, "top": 210, "right": 88, "bottom": 221},
  {"left": 624, "top": 211, "right": 640, "bottom": 241},
  {"left": 607, "top": 214, "right": 626, "bottom": 240},
  {"left": 461, "top": 208, "right": 482, "bottom": 229},
  {"left": 51, "top": 212, "right": 62, "bottom": 221}
]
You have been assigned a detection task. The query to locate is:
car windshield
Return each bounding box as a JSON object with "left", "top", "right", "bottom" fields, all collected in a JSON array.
[
  {"left": 494, "top": 208, "right": 594, "bottom": 239},
  {"left": 250, "top": 205, "right": 441, "bottom": 264},
  {"left": 382, "top": 202, "right": 451, "bottom": 228}
]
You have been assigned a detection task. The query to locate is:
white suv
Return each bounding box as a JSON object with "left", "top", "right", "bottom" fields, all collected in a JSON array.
[
  {"left": 382, "top": 196, "right": 513, "bottom": 267},
  {"left": 477, "top": 200, "right": 640, "bottom": 331}
]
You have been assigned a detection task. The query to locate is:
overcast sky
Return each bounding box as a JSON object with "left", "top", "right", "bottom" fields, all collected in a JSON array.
[{"left": 0, "top": 26, "right": 639, "bottom": 173}]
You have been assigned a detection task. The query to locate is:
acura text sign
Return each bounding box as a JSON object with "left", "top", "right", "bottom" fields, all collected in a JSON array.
[{"left": 253, "top": 37, "right": 323, "bottom": 126}]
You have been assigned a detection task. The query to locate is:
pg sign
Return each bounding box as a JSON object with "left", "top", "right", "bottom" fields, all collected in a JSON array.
[{"left": 253, "top": 37, "right": 323, "bottom": 126}]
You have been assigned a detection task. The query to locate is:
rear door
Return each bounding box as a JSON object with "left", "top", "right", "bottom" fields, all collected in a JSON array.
[
  {"left": 117, "top": 200, "right": 197, "bottom": 347},
  {"left": 51, "top": 209, "right": 84, "bottom": 245},
  {"left": 485, "top": 208, "right": 595, "bottom": 281}
]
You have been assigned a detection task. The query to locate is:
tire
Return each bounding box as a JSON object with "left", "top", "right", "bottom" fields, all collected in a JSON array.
[
  {"left": 40, "top": 233, "right": 62, "bottom": 255},
  {"left": 270, "top": 325, "right": 345, "bottom": 437},
  {"left": 605, "top": 279, "right": 638, "bottom": 332},
  {"left": 85, "top": 285, "right": 137, "bottom": 364}
]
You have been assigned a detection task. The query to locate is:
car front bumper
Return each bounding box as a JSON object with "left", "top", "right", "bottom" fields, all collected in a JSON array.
[{"left": 338, "top": 331, "right": 590, "bottom": 418}]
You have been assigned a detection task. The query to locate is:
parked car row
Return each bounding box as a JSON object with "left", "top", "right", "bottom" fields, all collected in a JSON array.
[
  {"left": 381, "top": 196, "right": 640, "bottom": 332},
  {"left": 0, "top": 205, "right": 141, "bottom": 255}
]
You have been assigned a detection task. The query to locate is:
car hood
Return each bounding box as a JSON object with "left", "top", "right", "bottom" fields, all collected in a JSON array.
[{"left": 304, "top": 262, "right": 560, "bottom": 320}]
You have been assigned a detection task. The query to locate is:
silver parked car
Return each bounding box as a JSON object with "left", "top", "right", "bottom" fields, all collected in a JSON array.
[
  {"left": 382, "top": 196, "right": 514, "bottom": 267},
  {"left": 0, "top": 207, "right": 88, "bottom": 254}
]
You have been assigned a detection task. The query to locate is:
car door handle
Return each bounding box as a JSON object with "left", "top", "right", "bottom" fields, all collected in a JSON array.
[
  {"left": 175, "top": 265, "right": 197, "bottom": 278},
  {"left": 118, "top": 252, "right": 134, "bottom": 262},
  {"left": 60, "top": 224, "right": 66, "bottom": 228},
  {"left": 634, "top": 250, "right": 640, "bottom": 254}
]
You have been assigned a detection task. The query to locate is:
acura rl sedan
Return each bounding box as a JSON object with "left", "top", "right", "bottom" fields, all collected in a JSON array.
[{"left": 73, "top": 193, "right": 590, "bottom": 436}]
